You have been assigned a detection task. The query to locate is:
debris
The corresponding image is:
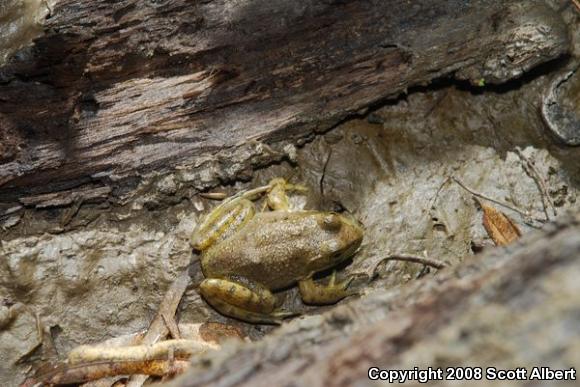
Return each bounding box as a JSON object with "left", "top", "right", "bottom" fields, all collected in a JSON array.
[
  {"left": 371, "top": 253, "right": 447, "bottom": 279},
  {"left": 452, "top": 177, "right": 530, "bottom": 219},
  {"left": 34, "top": 359, "right": 190, "bottom": 385},
  {"left": 68, "top": 339, "right": 212, "bottom": 365},
  {"left": 125, "top": 269, "right": 189, "bottom": 387},
  {"left": 515, "top": 147, "right": 557, "bottom": 220},
  {"left": 480, "top": 201, "right": 522, "bottom": 246},
  {"left": 24, "top": 322, "right": 245, "bottom": 386}
]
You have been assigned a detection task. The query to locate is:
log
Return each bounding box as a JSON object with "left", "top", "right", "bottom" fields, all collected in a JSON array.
[
  {"left": 0, "top": 0, "right": 570, "bottom": 210},
  {"left": 167, "top": 213, "right": 580, "bottom": 387}
]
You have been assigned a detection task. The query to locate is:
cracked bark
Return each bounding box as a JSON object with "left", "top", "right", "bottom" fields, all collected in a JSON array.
[
  {"left": 167, "top": 213, "right": 580, "bottom": 387},
  {"left": 0, "top": 0, "right": 570, "bottom": 211}
]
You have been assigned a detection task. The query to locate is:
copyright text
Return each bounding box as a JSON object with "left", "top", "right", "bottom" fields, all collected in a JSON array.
[{"left": 367, "top": 366, "right": 576, "bottom": 383}]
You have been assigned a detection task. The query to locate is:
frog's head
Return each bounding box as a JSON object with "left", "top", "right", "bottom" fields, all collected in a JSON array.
[{"left": 311, "top": 212, "right": 364, "bottom": 271}]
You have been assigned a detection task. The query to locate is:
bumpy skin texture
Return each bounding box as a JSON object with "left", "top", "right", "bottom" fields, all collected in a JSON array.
[
  {"left": 201, "top": 211, "right": 362, "bottom": 290},
  {"left": 192, "top": 179, "right": 364, "bottom": 324}
]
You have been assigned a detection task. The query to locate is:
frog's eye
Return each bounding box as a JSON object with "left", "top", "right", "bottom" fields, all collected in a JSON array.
[{"left": 319, "top": 213, "right": 342, "bottom": 232}]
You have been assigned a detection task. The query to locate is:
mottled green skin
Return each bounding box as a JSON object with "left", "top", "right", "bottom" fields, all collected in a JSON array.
[{"left": 201, "top": 210, "right": 363, "bottom": 290}]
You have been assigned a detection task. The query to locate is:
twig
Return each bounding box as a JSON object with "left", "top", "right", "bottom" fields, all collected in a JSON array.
[
  {"left": 452, "top": 177, "right": 531, "bottom": 219},
  {"left": 379, "top": 254, "right": 447, "bottom": 269},
  {"left": 572, "top": 0, "right": 580, "bottom": 12},
  {"left": 125, "top": 268, "right": 190, "bottom": 387},
  {"left": 34, "top": 359, "right": 190, "bottom": 385},
  {"left": 320, "top": 148, "right": 333, "bottom": 197},
  {"left": 81, "top": 376, "right": 124, "bottom": 387},
  {"left": 372, "top": 254, "right": 447, "bottom": 279},
  {"left": 162, "top": 313, "right": 182, "bottom": 340},
  {"left": 514, "top": 147, "right": 556, "bottom": 220},
  {"left": 68, "top": 340, "right": 210, "bottom": 365},
  {"left": 428, "top": 176, "right": 452, "bottom": 213}
]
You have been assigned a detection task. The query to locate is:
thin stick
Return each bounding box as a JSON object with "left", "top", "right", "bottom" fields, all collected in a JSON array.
[
  {"left": 320, "top": 148, "right": 333, "bottom": 197},
  {"left": 162, "top": 313, "right": 182, "bottom": 340},
  {"left": 380, "top": 254, "right": 447, "bottom": 269},
  {"left": 515, "top": 148, "right": 556, "bottom": 220},
  {"left": 37, "top": 359, "right": 190, "bottom": 385},
  {"left": 69, "top": 340, "right": 210, "bottom": 365},
  {"left": 452, "top": 177, "right": 531, "bottom": 218},
  {"left": 372, "top": 254, "right": 448, "bottom": 279},
  {"left": 125, "top": 268, "right": 190, "bottom": 387},
  {"left": 428, "top": 176, "right": 452, "bottom": 212},
  {"left": 572, "top": 0, "right": 580, "bottom": 12}
]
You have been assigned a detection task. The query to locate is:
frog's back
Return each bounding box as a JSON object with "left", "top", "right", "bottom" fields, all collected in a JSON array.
[{"left": 201, "top": 211, "right": 329, "bottom": 290}]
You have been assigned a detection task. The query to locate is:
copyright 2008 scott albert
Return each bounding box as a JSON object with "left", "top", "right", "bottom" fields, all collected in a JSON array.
[{"left": 367, "top": 366, "right": 577, "bottom": 383}]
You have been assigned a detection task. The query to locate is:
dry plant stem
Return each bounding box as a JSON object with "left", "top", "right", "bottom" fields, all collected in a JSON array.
[
  {"left": 428, "top": 177, "right": 452, "bottom": 214},
  {"left": 381, "top": 254, "right": 447, "bottom": 269},
  {"left": 515, "top": 148, "right": 557, "bottom": 220},
  {"left": 68, "top": 340, "right": 209, "bottom": 365},
  {"left": 319, "top": 148, "right": 333, "bottom": 197},
  {"left": 572, "top": 0, "right": 580, "bottom": 12},
  {"left": 162, "top": 314, "right": 182, "bottom": 340},
  {"left": 141, "top": 270, "right": 189, "bottom": 344},
  {"left": 125, "top": 269, "right": 190, "bottom": 387},
  {"left": 452, "top": 177, "right": 533, "bottom": 219},
  {"left": 43, "top": 359, "right": 190, "bottom": 385},
  {"left": 81, "top": 377, "right": 124, "bottom": 387},
  {"left": 373, "top": 254, "right": 448, "bottom": 278}
]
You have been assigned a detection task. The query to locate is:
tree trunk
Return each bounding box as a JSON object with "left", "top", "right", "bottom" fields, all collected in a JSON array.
[{"left": 0, "top": 0, "right": 569, "bottom": 209}]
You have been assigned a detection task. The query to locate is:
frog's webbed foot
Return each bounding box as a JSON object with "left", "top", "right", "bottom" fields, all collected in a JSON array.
[
  {"left": 199, "top": 277, "right": 297, "bottom": 325},
  {"left": 205, "top": 299, "right": 296, "bottom": 325},
  {"left": 298, "top": 271, "right": 356, "bottom": 305}
]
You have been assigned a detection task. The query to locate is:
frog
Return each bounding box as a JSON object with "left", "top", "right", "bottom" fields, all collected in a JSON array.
[{"left": 191, "top": 178, "right": 364, "bottom": 324}]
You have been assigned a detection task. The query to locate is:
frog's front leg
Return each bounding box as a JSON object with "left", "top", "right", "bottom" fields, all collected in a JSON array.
[
  {"left": 199, "top": 277, "right": 294, "bottom": 324},
  {"left": 266, "top": 178, "right": 308, "bottom": 211},
  {"left": 298, "top": 271, "right": 356, "bottom": 305}
]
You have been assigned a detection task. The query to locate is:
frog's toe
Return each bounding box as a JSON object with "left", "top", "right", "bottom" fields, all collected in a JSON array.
[
  {"left": 271, "top": 309, "right": 301, "bottom": 320},
  {"left": 207, "top": 299, "right": 286, "bottom": 325},
  {"left": 328, "top": 270, "right": 352, "bottom": 288},
  {"left": 298, "top": 274, "right": 355, "bottom": 305}
]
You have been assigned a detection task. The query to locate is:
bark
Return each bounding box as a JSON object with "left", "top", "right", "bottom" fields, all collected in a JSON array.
[
  {"left": 167, "top": 213, "right": 580, "bottom": 387},
  {"left": 0, "top": 0, "right": 570, "bottom": 211}
]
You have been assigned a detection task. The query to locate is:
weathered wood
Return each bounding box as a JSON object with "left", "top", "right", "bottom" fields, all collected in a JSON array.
[
  {"left": 0, "top": 0, "right": 570, "bottom": 209},
  {"left": 166, "top": 213, "right": 580, "bottom": 387}
]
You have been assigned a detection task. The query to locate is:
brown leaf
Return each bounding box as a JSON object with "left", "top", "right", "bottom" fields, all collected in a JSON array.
[{"left": 481, "top": 203, "right": 522, "bottom": 246}]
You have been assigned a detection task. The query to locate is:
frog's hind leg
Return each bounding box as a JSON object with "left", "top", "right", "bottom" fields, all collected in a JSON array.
[
  {"left": 298, "top": 271, "right": 356, "bottom": 305},
  {"left": 191, "top": 198, "right": 255, "bottom": 252},
  {"left": 199, "top": 277, "right": 295, "bottom": 324}
]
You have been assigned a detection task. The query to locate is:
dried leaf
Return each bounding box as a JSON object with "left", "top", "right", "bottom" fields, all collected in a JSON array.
[{"left": 481, "top": 203, "right": 522, "bottom": 246}]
